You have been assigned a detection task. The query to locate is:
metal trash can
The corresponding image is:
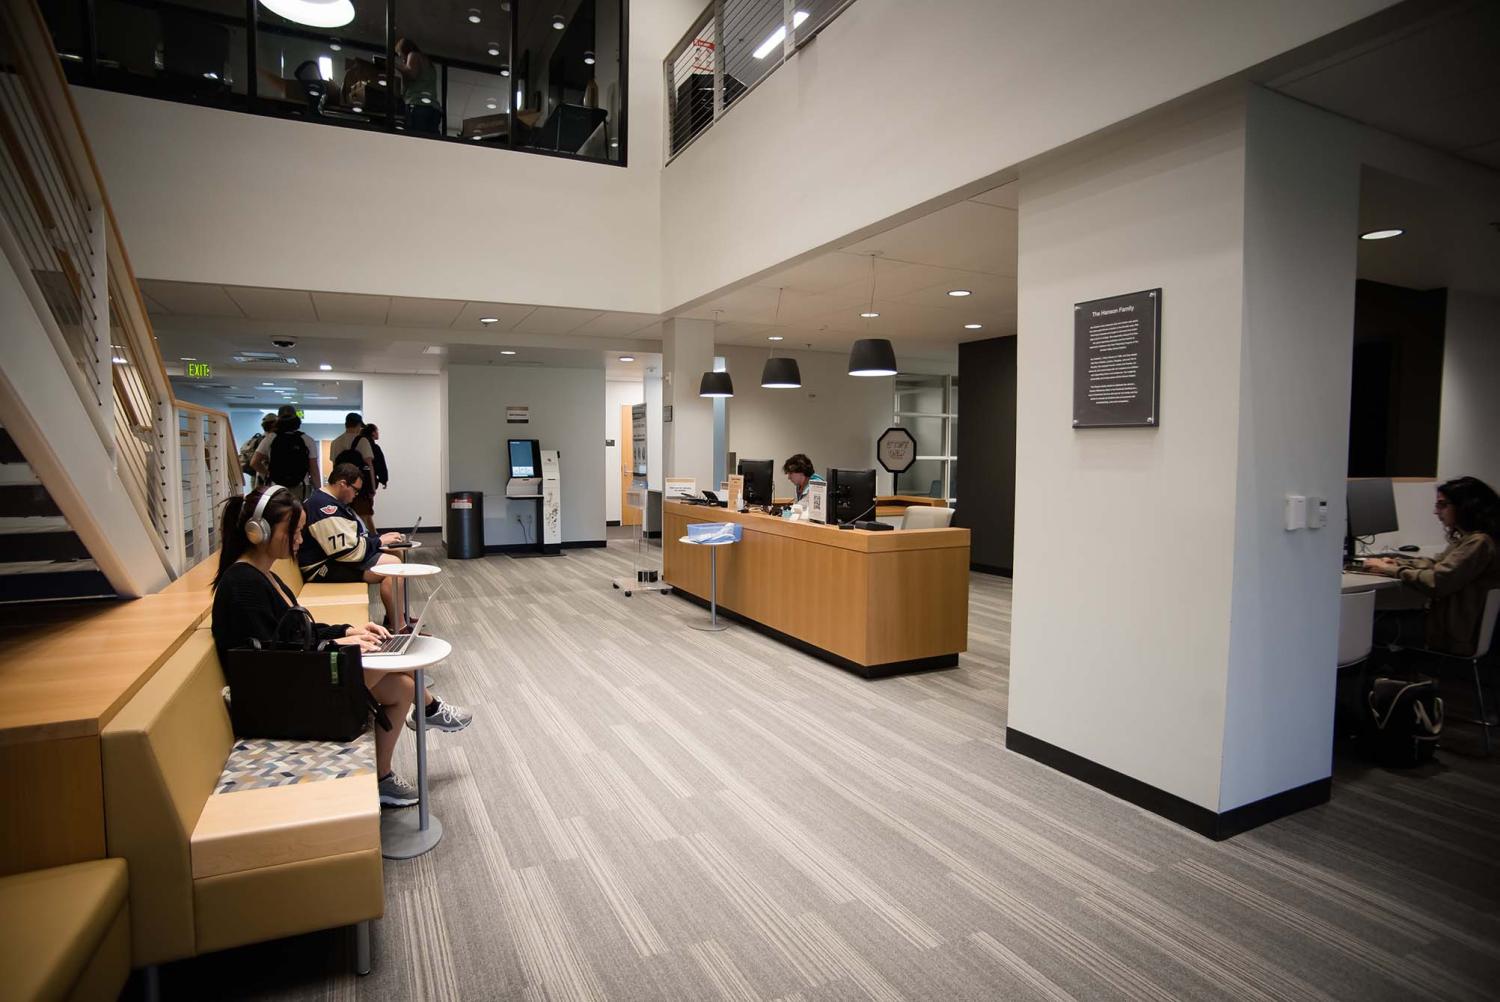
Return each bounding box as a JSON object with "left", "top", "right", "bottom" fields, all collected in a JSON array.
[{"left": 446, "top": 491, "right": 484, "bottom": 559}]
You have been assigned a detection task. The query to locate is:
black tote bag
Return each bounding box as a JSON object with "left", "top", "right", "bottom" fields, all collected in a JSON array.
[{"left": 223, "top": 605, "right": 381, "bottom": 742}]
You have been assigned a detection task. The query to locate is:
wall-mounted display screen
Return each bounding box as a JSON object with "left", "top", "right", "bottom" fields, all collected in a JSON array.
[{"left": 508, "top": 439, "right": 540, "bottom": 478}]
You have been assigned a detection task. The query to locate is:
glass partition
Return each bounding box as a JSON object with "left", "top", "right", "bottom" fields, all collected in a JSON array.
[
  {"left": 893, "top": 373, "right": 956, "bottom": 502},
  {"left": 38, "top": 0, "right": 625, "bottom": 164}
]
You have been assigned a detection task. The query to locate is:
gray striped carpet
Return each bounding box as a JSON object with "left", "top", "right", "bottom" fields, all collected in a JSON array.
[{"left": 161, "top": 540, "right": 1500, "bottom": 1000}]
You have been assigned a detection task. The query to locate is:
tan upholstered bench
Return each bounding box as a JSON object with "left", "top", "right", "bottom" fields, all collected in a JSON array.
[{"left": 0, "top": 859, "right": 129, "bottom": 1002}]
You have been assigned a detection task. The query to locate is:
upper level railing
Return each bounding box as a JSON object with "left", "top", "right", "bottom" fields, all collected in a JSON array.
[
  {"left": 38, "top": 0, "right": 628, "bottom": 165},
  {"left": 1, "top": 0, "right": 240, "bottom": 582},
  {"left": 664, "top": 0, "right": 854, "bottom": 162}
]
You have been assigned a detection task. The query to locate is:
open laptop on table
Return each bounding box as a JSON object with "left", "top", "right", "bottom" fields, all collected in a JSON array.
[
  {"left": 365, "top": 581, "right": 444, "bottom": 657},
  {"left": 383, "top": 515, "right": 422, "bottom": 549}
]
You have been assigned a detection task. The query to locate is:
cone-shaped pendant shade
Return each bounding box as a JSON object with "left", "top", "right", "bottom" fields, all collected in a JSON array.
[
  {"left": 698, "top": 370, "right": 734, "bottom": 397},
  {"left": 760, "top": 356, "right": 801, "bottom": 388},
  {"left": 848, "top": 338, "right": 897, "bottom": 377}
]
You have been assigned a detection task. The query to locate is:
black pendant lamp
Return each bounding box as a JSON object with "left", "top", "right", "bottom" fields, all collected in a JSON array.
[
  {"left": 760, "top": 288, "right": 802, "bottom": 388},
  {"left": 848, "top": 338, "right": 897, "bottom": 377},
  {"left": 849, "top": 254, "right": 898, "bottom": 377},
  {"left": 699, "top": 370, "right": 734, "bottom": 397}
]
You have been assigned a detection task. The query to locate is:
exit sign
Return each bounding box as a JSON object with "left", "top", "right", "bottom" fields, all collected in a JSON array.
[{"left": 186, "top": 362, "right": 212, "bottom": 378}]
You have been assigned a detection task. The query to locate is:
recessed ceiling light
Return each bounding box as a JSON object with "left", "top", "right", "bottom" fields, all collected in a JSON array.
[
  {"left": 860, "top": 311, "right": 879, "bottom": 318},
  {"left": 420, "top": 96, "right": 431, "bottom": 104},
  {"left": 500, "top": 349, "right": 517, "bottom": 355},
  {"left": 584, "top": 51, "right": 595, "bottom": 65},
  {"left": 467, "top": 8, "right": 482, "bottom": 24},
  {"left": 319, "top": 363, "right": 332, "bottom": 371},
  {"left": 258, "top": 0, "right": 354, "bottom": 29},
  {"left": 500, "top": 65, "right": 510, "bottom": 77},
  {"left": 180, "top": 356, "right": 197, "bottom": 361},
  {"left": 329, "top": 40, "right": 341, "bottom": 51},
  {"left": 351, "top": 104, "right": 362, "bottom": 112},
  {"left": 112, "top": 355, "right": 127, "bottom": 364},
  {"left": 618, "top": 355, "right": 635, "bottom": 362},
  {"left": 479, "top": 316, "right": 500, "bottom": 324},
  {"left": 473, "top": 135, "right": 483, "bottom": 141},
  {"left": 551, "top": 13, "right": 565, "bottom": 29},
  {"left": 767, "top": 335, "right": 784, "bottom": 341},
  {"left": 486, "top": 99, "right": 497, "bottom": 109},
  {"left": 487, "top": 43, "right": 501, "bottom": 56},
  {"left": 262, "top": 381, "right": 274, "bottom": 386},
  {"left": 1360, "top": 228, "right": 1404, "bottom": 241},
  {"left": 947, "top": 289, "right": 971, "bottom": 297},
  {"left": 203, "top": 71, "right": 219, "bottom": 80},
  {"left": 964, "top": 323, "right": 983, "bottom": 330}
]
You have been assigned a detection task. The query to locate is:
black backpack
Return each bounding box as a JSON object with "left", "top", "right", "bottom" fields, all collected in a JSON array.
[
  {"left": 333, "top": 431, "right": 375, "bottom": 498},
  {"left": 1361, "top": 677, "right": 1443, "bottom": 768},
  {"left": 268, "top": 430, "right": 311, "bottom": 487}
]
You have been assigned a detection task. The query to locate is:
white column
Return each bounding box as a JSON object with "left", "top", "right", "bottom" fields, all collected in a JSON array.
[{"left": 661, "top": 317, "right": 716, "bottom": 489}]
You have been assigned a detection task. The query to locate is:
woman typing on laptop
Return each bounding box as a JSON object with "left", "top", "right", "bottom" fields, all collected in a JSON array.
[{"left": 211, "top": 485, "right": 472, "bottom": 808}]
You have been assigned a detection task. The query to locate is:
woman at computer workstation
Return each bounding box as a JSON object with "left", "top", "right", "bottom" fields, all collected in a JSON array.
[
  {"left": 783, "top": 454, "right": 825, "bottom": 506},
  {"left": 1361, "top": 476, "right": 1500, "bottom": 654},
  {"left": 210, "top": 486, "right": 468, "bottom": 807}
]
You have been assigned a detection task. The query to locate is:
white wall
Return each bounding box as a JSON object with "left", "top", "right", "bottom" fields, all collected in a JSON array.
[
  {"left": 74, "top": 0, "right": 702, "bottom": 312},
  {"left": 1009, "top": 93, "right": 1250, "bottom": 812},
  {"left": 1438, "top": 292, "right": 1500, "bottom": 490},
  {"left": 644, "top": 371, "right": 663, "bottom": 490},
  {"left": 605, "top": 378, "right": 645, "bottom": 522},
  {"left": 720, "top": 345, "right": 895, "bottom": 498},
  {"left": 659, "top": 0, "right": 1399, "bottom": 310},
  {"left": 446, "top": 364, "right": 605, "bottom": 545},
  {"left": 357, "top": 372, "right": 443, "bottom": 530}
]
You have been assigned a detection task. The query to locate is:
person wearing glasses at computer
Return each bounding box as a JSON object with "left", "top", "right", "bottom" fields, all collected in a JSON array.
[{"left": 1361, "top": 476, "right": 1500, "bottom": 655}]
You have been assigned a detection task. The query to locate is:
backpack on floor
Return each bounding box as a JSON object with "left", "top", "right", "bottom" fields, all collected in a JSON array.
[
  {"left": 268, "top": 431, "right": 311, "bottom": 488},
  {"left": 1361, "top": 676, "right": 1442, "bottom": 768}
]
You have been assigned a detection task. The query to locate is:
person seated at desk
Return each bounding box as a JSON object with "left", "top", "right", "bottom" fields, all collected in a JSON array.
[
  {"left": 1361, "top": 476, "right": 1500, "bottom": 655},
  {"left": 211, "top": 486, "right": 423, "bottom": 806},
  {"left": 784, "top": 454, "right": 825, "bottom": 507}
]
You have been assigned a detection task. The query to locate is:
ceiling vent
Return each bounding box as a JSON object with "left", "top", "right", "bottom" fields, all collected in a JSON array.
[{"left": 231, "top": 351, "right": 299, "bottom": 365}]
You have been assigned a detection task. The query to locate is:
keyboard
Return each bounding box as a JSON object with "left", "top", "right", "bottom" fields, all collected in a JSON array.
[{"left": 371, "top": 633, "right": 415, "bottom": 655}]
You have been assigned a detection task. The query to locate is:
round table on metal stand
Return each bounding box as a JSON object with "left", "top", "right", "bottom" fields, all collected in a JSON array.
[
  {"left": 365, "top": 635, "right": 452, "bottom": 859},
  {"left": 678, "top": 535, "right": 736, "bottom": 631},
  {"left": 371, "top": 559, "right": 441, "bottom": 626}
]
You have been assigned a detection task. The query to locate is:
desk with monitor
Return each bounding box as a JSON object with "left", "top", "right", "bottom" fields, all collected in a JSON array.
[{"left": 662, "top": 500, "right": 970, "bottom": 678}]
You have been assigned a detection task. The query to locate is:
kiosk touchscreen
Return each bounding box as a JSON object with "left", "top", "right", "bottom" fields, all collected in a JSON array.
[{"left": 506, "top": 439, "right": 542, "bottom": 498}]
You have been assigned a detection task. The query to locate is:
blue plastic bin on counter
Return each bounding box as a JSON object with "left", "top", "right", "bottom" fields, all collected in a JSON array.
[{"left": 686, "top": 522, "right": 742, "bottom": 543}]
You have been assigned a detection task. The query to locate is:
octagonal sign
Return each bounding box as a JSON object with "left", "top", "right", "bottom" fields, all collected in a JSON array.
[{"left": 877, "top": 426, "right": 917, "bottom": 474}]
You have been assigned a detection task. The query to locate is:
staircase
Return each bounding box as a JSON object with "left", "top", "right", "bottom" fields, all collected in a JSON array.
[{"left": 0, "top": 426, "right": 113, "bottom": 601}]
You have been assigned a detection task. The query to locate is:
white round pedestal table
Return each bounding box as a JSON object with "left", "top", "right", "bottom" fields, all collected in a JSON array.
[
  {"left": 365, "top": 635, "right": 452, "bottom": 859},
  {"left": 678, "top": 535, "right": 737, "bottom": 632},
  {"left": 370, "top": 561, "right": 441, "bottom": 626}
]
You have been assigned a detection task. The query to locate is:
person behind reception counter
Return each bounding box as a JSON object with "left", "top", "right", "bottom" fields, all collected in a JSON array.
[{"left": 783, "top": 454, "right": 825, "bottom": 507}]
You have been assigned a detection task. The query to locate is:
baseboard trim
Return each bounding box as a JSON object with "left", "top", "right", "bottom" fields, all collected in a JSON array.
[
  {"left": 606, "top": 520, "right": 621, "bottom": 527},
  {"left": 563, "top": 539, "right": 607, "bottom": 549},
  {"left": 1004, "top": 728, "right": 1330, "bottom": 840},
  {"left": 970, "top": 562, "right": 1012, "bottom": 577},
  {"left": 669, "top": 588, "right": 958, "bottom": 679}
]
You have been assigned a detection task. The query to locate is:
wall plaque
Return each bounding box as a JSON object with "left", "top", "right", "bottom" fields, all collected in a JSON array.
[{"left": 1073, "top": 289, "right": 1161, "bottom": 428}]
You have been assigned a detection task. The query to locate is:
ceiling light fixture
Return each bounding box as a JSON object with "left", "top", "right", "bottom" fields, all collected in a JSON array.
[
  {"left": 618, "top": 355, "right": 635, "bottom": 363},
  {"left": 700, "top": 312, "right": 734, "bottom": 397},
  {"left": 500, "top": 64, "right": 511, "bottom": 77},
  {"left": 551, "top": 13, "right": 566, "bottom": 29},
  {"left": 328, "top": 40, "right": 341, "bottom": 51},
  {"left": 860, "top": 311, "right": 879, "bottom": 318},
  {"left": 467, "top": 8, "right": 482, "bottom": 24},
  {"left": 1360, "top": 228, "right": 1404, "bottom": 241},
  {"left": 262, "top": 381, "right": 275, "bottom": 386},
  {"left": 964, "top": 323, "right": 983, "bottom": 330},
  {"left": 487, "top": 42, "right": 501, "bottom": 56},
  {"left": 479, "top": 316, "right": 500, "bottom": 324},
  {"left": 500, "top": 349, "right": 517, "bottom": 355},
  {"left": 486, "top": 99, "right": 497, "bottom": 109},
  {"left": 319, "top": 363, "right": 332, "bottom": 371},
  {"left": 767, "top": 335, "right": 784, "bottom": 341},
  {"left": 848, "top": 338, "right": 897, "bottom": 377},
  {"left": 753, "top": 10, "right": 809, "bottom": 59},
  {"left": 112, "top": 355, "right": 128, "bottom": 365},
  {"left": 584, "top": 50, "right": 595, "bottom": 65},
  {"left": 180, "top": 356, "right": 197, "bottom": 361},
  {"left": 351, "top": 104, "right": 362, "bottom": 112},
  {"left": 947, "top": 289, "right": 971, "bottom": 297},
  {"left": 761, "top": 288, "right": 802, "bottom": 388},
  {"left": 256, "top": 0, "right": 354, "bottom": 29}
]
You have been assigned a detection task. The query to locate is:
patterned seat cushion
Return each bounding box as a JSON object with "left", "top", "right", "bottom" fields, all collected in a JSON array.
[{"left": 215, "top": 733, "right": 376, "bottom": 794}]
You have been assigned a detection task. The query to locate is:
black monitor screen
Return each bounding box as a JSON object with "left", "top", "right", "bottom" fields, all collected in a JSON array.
[
  {"left": 1347, "top": 477, "right": 1398, "bottom": 537},
  {"left": 508, "top": 439, "right": 540, "bottom": 479},
  {"left": 827, "top": 468, "right": 877, "bottom": 524},
  {"left": 738, "top": 459, "right": 774, "bottom": 505}
]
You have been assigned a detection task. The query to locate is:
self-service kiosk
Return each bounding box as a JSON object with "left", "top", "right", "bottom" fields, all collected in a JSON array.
[{"left": 506, "top": 439, "right": 560, "bottom": 556}]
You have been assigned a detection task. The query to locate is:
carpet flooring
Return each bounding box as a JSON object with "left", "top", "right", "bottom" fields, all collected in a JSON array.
[{"left": 161, "top": 540, "right": 1500, "bottom": 1000}]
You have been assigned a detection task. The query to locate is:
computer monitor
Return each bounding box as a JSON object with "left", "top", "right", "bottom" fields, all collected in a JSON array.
[
  {"left": 1347, "top": 476, "right": 1398, "bottom": 559},
  {"left": 827, "top": 468, "right": 877, "bottom": 525},
  {"left": 737, "top": 459, "right": 774, "bottom": 506},
  {"left": 508, "top": 439, "right": 540, "bottom": 479}
]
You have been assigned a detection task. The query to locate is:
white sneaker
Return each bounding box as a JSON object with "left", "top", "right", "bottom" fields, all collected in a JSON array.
[
  {"left": 378, "top": 771, "right": 419, "bottom": 807},
  {"left": 406, "top": 697, "right": 473, "bottom": 733}
]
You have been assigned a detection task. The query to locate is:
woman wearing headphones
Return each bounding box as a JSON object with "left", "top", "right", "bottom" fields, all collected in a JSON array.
[{"left": 211, "top": 486, "right": 419, "bottom": 806}]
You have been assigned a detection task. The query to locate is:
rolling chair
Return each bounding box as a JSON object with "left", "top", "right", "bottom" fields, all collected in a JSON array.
[
  {"left": 902, "top": 506, "right": 954, "bottom": 530},
  {"left": 1337, "top": 589, "right": 1376, "bottom": 669},
  {"left": 1391, "top": 589, "right": 1500, "bottom": 755}
]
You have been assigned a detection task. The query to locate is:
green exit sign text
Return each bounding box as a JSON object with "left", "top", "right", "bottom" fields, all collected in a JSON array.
[{"left": 186, "top": 362, "right": 212, "bottom": 378}]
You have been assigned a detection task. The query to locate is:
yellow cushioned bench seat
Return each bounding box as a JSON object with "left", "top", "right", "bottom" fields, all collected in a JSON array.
[{"left": 0, "top": 859, "right": 129, "bottom": 1002}]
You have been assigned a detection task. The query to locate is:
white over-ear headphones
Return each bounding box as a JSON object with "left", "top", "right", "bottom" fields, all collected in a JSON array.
[{"left": 243, "top": 484, "right": 288, "bottom": 546}]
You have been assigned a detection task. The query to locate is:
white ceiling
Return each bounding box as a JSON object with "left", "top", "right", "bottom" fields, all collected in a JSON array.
[
  {"left": 171, "top": 374, "right": 363, "bottom": 411},
  {"left": 1357, "top": 165, "right": 1500, "bottom": 296},
  {"left": 1265, "top": 0, "right": 1500, "bottom": 170}
]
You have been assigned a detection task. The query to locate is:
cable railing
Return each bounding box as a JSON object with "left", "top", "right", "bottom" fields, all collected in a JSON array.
[
  {"left": 665, "top": 0, "right": 855, "bottom": 162},
  {"left": 0, "top": 0, "right": 240, "bottom": 582},
  {"left": 177, "top": 402, "right": 238, "bottom": 571}
]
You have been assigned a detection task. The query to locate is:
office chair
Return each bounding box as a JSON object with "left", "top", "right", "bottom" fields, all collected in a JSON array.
[
  {"left": 1337, "top": 589, "right": 1376, "bottom": 669},
  {"left": 1388, "top": 588, "right": 1499, "bottom": 755},
  {"left": 902, "top": 506, "right": 954, "bottom": 530}
]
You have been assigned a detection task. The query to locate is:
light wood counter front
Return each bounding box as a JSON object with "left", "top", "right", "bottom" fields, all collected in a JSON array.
[{"left": 663, "top": 501, "right": 969, "bottom": 677}]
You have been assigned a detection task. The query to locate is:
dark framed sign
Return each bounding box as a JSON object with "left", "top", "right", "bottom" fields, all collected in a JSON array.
[
  {"left": 1073, "top": 288, "right": 1161, "bottom": 428},
  {"left": 877, "top": 427, "right": 917, "bottom": 473}
]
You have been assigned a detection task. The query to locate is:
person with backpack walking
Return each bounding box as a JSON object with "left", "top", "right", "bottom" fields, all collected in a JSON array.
[
  {"left": 331, "top": 412, "right": 378, "bottom": 533},
  {"left": 251, "top": 405, "right": 320, "bottom": 501},
  {"left": 364, "top": 423, "right": 389, "bottom": 491},
  {"left": 238, "top": 413, "right": 277, "bottom": 488}
]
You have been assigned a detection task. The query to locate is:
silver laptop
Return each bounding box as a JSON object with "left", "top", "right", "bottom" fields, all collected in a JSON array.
[
  {"left": 384, "top": 515, "right": 423, "bottom": 549},
  {"left": 365, "top": 581, "right": 444, "bottom": 657}
]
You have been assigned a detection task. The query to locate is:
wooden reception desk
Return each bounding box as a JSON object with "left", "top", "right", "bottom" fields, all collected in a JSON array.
[{"left": 663, "top": 501, "right": 970, "bottom": 677}]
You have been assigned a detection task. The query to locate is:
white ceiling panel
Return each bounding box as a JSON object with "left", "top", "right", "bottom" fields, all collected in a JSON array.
[
  {"left": 386, "top": 297, "right": 466, "bottom": 328},
  {"left": 224, "top": 285, "right": 317, "bottom": 322},
  {"left": 515, "top": 306, "right": 606, "bottom": 334},
  {"left": 843, "top": 200, "right": 1017, "bottom": 276},
  {"left": 571, "top": 311, "right": 661, "bottom": 337},
  {"left": 311, "top": 292, "right": 391, "bottom": 324},
  {"left": 969, "top": 182, "right": 1019, "bottom": 210},
  {"left": 450, "top": 301, "right": 536, "bottom": 330},
  {"left": 139, "top": 280, "right": 246, "bottom": 317},
  {"left": 763, "top": 251, "right": 875, "bottom": 294}
]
